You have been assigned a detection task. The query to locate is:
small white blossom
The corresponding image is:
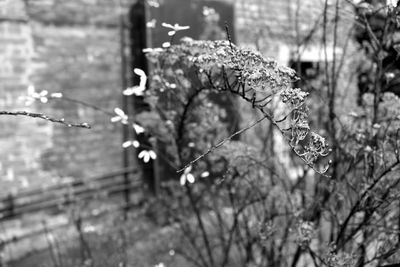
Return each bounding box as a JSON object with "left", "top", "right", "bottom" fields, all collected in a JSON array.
[
  {"left": 147, "top": 0, "right": 160, "bottom": 8},
  {"left": 372, "top": 123, "right": 381, "bottom": 129},
  {"left": 180, "top": 165, "right": 195, "bottom": 185},
  {"left": 122, "top": 140, "right": 140, "bottom": 148},
  {"left": 82, "top": 224, "right": 97, "bottom": 233},
  {"left": 165, "top": 82, "right": 176, "bottom": 89},
  {"left": 123, "top": 68, "right": 147, "bottom": 96},
  {"left": 188, "top": 142, "right": 195, "bottom": 147},
  {"left": 200, "top": 171, "right": 210, "bottom": 178},
  {"left": 364, "top": 146, "right": 373, "bottom": 153},
  {"left": 385, "top": 72, "right": 395, "bottom": 80},
  {"left": 180, "top": 37, "right": 194, "bottom": 44},
  {"left": 154, "top": 263, "right": 165, "bottom": 267},
  {"left": 142, "top": 47, "right": 163, "bottom": 53},
  {"left": 50, "top": 92, "right": 63, "bottom": 98},
  {"left": 23, "top": 85, "right": 63, "bottom": 105},
  {"left": 134, "top": 68, "right": 147, "bottom": 84},
  {"left": 348, "top": 111, "right": 358, "bottom": 117},
  {"left": 36, "top": 91, "right": 49, "bottom": 103},
  {"left": 28, "top": 85, "right": 49, "bottom": 103},
  {"left": 162, "top": 42, "right": 171, "bottom": 48},
  {"left": 27, "top": 84, "right": 35, "bottom": 95},
  {"left": 133, "top": 123, "right": 145, "bottom": 134},
  {"left": 161, "top": 22, "right": 190, "bottom": 36},
  {"left": 138, "top": 150, "right": 156, "bottom": 163},
  {"left": 111, "top": 108, "right": 128, "bottom": 124},
  {"left": 203, "top": 6, "right": 217, "bottom": 16},
  {"left": 123, "top": 86, "right": 144, "bottom": 96},
  {"left": 146, "top": 19, "right": 157, "bottom": 28}
]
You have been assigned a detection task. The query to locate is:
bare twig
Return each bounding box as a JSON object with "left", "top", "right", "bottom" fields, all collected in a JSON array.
[
  {"left": 60, "top": 95, "right": 115, "bottom": 117},
  {"left": 0, "top": 111, "right": 91, "bottom": 129},
  {"left": 225, "top": 22, "right": 234, "bottom": 50},
  {"left": 177, "top": 115, "right": 269, "bottom": 173}
]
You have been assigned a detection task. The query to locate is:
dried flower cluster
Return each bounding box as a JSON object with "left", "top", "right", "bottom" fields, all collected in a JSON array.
[
  {"left": 324, "top": 244, "right": 354, "bottom": 267},
  {"left": 296, "top": 221, "right": 314, "bottom": 248},
  {"left": 146, "top": 39, "right": 330, "bottom": 173},
  {"left": 302, "top": 132, "right": 330, "bottom": 164},
  {"left": 281, "top": 88, "right": 309, "bottom": 109}
]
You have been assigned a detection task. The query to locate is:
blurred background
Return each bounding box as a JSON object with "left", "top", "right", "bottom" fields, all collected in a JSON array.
[{"left": 0, "top": 0, "right": 398, "bottom": 266}]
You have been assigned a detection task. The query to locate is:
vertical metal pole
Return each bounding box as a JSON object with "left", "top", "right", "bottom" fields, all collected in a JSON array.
[
  {"left": 119, "top": 0, "right": 130, "bottom": 220},
  {"left": 144, "top": 0, "right": 160, "bottom": 197},
  {"left": 129, "top": 0, "right": 157, "bottom": 194}
]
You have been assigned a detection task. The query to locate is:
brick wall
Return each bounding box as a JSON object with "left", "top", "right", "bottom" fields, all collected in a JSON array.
[
  {"left": 30, "top": 24, "right": 124, "bottom": 178},
  {"left": 0, "top": 0, "right": 138, "bottom": 193},
  {"left": 25, "top": 0, "right": 144, "bottom": 181},
  {"left": 0, "top": 0, "right": 55, "bottom": 192}
]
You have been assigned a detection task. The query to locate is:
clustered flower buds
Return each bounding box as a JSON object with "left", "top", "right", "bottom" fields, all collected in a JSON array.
[
  {"left": 281, "top": 88, "right": 309, "bottom": 109},
  {"left": 293, "top": 120, "right": 310, "bottom": 143},
  {"left": 296, "top": 221, "right": 314, "bottom": 248},
  {"left": 258, "top": 221, "right": 275, "bottom": 246},
  {"left": 309, "top": 132, "right": 328, "bottom": 154},
  {"left": 289, "top": 107, "right": 310, "bottom": 145},
  {"left": 303, "top": 132, "right": 330, "bottom": 164},
  {"left": 324, "top": 244, "right": 354, "bottom": 267}
]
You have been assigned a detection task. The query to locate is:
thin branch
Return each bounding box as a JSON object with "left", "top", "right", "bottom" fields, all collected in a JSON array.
[
  {"left": 335, "top": 160, "right": 400, "bottom": 249},
  {"left": 177, "top": 115, "right": 269, "bottom": 173},
  {"left": 185, "top": 184, "right": 216, "bottom": 267},
  {"left": 60, "top": 95, "right": 115, "bottom": 117},
  {"left": 225, "top": 22, "right": 234, "bottom": 50},
  {"left": 0, "top": 111, "right": 91, "bottom": 129}
]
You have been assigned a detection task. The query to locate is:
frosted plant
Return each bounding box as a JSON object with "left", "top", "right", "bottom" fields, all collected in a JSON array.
[{"left": 146, "top": 39, "right": 330, "bottom": 175}]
